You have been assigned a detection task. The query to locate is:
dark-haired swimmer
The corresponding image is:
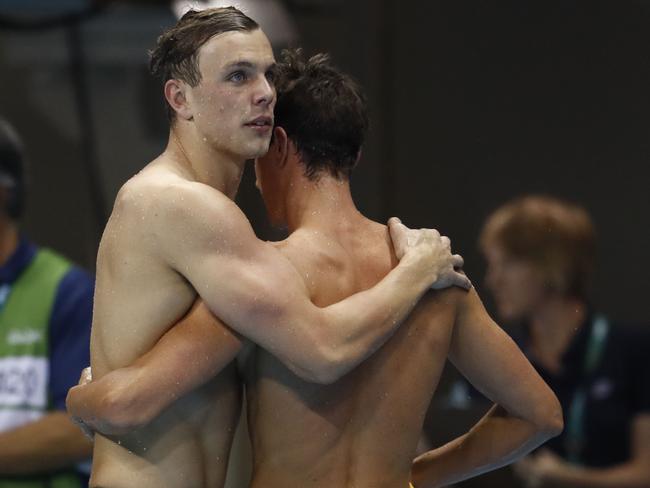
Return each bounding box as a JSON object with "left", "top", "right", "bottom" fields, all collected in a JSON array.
[{"left": 67, "top": 8, "right": 469, "bottom": 488}]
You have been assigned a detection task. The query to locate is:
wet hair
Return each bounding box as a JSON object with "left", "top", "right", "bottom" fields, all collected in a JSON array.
[
  {"left": 479, "top": 195, "right": 596, "bottom": 300},
  {"left": 149, "top": 7, "right": 259, "bottom": 122},
  {"left": 0, "top": 117, "right": 26, "bottom": 219},
  {"left": 274, "top": 49, "right": 369, "bottom": 180}
]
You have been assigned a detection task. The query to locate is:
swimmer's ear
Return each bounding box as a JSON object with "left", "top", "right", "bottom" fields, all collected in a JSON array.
[
  {"left": 164, "top": 79, "right": 193, "bottom": 121},
  {"left": 272, "top": 126, "right": 289, "bottom": 167}
]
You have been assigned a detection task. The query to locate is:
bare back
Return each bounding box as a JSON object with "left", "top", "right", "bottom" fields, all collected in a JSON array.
[
  {"left": 90, "top": 159, "right": 241, "bottom": 488},
  {"left": 244, "top": 220, "right": 463, "bottom": 488}
]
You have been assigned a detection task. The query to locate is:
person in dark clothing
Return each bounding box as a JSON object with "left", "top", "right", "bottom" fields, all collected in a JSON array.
[{"left": 480, "top": 194, "right": 650, "bottom": 487}]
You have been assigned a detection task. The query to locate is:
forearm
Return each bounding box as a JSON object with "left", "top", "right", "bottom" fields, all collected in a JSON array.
[
  {"left": 188, "top": 214, "right": 468, "bottom": 384},
  {"left": 412, "top": 405, "right": 555, "bottom": 488},
  {"left": 68, "top": 304, "right": 243, "bottom": 435},
  {"left": 67, "top": 366, "right": 151, "bottom": 435},
  {"left": 69, "top": 350, "right": 238, "bottom": 435},
  {"left": 0, "top": 412, "right": 91, "bottom": 475}
]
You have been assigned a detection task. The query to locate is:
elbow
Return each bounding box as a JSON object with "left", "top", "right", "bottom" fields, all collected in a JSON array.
[
  {"left": 291, "top": 344, "right": 347, "bottom": 385},
  {"left": 99, "top": 386, "right": 152, "bottom": 434},
  {"left": 533, "top": 394, "right": 564, "bottom": 440},
  {"left": 539, "top": 411, "right": 564, "bottom": 440}
]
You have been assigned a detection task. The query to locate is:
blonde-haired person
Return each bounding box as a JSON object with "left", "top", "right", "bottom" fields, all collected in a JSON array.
[{"left": 480, "top": 195, "right": 650, "bottom": 488}]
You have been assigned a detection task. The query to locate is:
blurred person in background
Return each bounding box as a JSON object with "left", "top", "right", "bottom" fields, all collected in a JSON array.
[
  {"left": 480, "top": 195, "right": 650, "bottom": 488},
  {"left": 0, "top": 117, "right": 93, "bottom": 487}
]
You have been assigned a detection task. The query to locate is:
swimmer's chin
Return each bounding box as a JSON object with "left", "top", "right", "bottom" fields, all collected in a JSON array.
[{"left": 243, "top": 142, "right": 273, "bottom": 161}]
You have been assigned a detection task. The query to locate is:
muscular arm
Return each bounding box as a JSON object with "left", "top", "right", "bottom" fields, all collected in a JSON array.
[
  {"left": 0, "top": 412, "right": 91, "bottom": 475},
  {"left": 158, "top": 187, "right": 467, "bottom": 384},
  {"left": 67, "top": 301, "right": 241, "bottom": 436},
  {"left": 412, "top": 289, "right": 563, "bottom": 488},
  {"left": 67, "top": 186, "right": 467, "bottom": 435}
]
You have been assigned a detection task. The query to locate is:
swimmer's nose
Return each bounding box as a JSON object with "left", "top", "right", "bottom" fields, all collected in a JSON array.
[{"left": 254, "top": 75, "right": 275, "bottom": 108}]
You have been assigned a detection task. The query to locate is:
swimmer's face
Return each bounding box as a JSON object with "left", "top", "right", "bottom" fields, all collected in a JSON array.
[
  {"left": 483, "top": 243, "right": 548, "bottom": 322},
  {"left": 186, "top": 29, "right": 276, "bottom": 160},
  {"left": 254, "top": 131, "right": 288, "bottom": 226}
]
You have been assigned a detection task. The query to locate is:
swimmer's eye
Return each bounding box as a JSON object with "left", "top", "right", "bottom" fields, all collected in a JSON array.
[
  {"left": 227, "top": 70, "right": 248, "bottom": 83},
  {"left": 265, "top": 66, "right": 277, "bottom": 85}
]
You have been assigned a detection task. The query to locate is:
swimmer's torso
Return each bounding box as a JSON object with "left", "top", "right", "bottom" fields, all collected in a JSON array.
[
  {"left": 244, "top": 220, "right": 463, "bottom": 488},
  {"left": 90, "top": 160, "right": 241, "bottom": 488}
]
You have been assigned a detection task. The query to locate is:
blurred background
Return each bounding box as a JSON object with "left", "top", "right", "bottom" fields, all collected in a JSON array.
[{"left": 1, "top": 1, "right": 648, "bottom": 486}]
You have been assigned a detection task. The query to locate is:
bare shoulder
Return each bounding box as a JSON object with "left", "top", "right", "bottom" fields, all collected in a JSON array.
[
  {"left": 454, "top": 285, "right": 489, "bottom": 316},
  {"left": 407, "top": 280, "right": 474, "bottom": 339},
  {"left": 115, "top": 166, "right": 251, "bottom": 241},
  {"left": 416, "top": 284, "right": 469, "bottom": 316}
]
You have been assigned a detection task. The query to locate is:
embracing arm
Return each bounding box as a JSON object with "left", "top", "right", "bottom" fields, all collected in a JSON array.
[
  {"left": 167, "top": 192, "right": 469, "bottom": 384},
  {"left": 66, "top": 187, "right": 466, "bottom": 436},
  {"left": 66, "top": 301, "right": 242, "bottom": 436},
  {"left": 412, "top": 289, "right": 563, "bottom": 488}
]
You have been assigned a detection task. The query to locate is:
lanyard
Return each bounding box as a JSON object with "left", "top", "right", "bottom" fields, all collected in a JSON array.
[
  {"left": 564, "top": 314, "right": 609, "bottom": 464},
  {"left": 0, "top": 283, "right": 11, "bottom": 314}
]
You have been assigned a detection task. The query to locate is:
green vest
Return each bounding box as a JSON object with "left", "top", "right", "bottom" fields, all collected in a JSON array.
[{"left": 0, "top": 249, "right": 83, "bottom": 488}]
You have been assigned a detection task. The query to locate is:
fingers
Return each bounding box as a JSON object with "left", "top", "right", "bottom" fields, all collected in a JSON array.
[
  {"left": 387, "top": 217, "right": 409, "bottom": 259},
  {"left": 452, "top": 271, "right": 472, "bottom": 291},
  {"left": 430, "top": 271, "right": 472, "bottom": 291},
  {"left": 388, "top": 221, "right": 468, "bottom": 294},
  {"left": 79, "top": 366, "right": 92, "bottom": 386},
  {"left": 387, "top": 216, "right": 402, "bottom": 226}
]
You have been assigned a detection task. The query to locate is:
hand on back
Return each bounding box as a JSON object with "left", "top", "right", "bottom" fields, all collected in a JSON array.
[{"left": 388, "top": 217, "right": 471, "bottom": 291}]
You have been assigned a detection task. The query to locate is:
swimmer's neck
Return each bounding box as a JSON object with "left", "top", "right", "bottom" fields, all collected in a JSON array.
[
  {"left": 284, "top": 172, "right": 366, "bottom": 234},
  {"left": 165, "top": 127, "right": 245, "bottom": 200}
]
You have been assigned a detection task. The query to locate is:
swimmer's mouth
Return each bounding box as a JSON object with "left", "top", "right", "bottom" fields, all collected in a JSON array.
[{"left": 245, "top": 116, "right": 273, "bottom": 128}]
